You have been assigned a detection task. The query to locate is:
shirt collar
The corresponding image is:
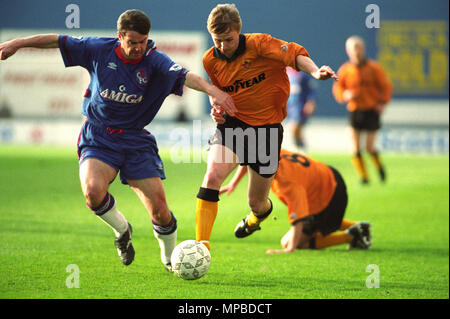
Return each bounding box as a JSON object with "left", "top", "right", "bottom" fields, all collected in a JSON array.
[
  {"left": 354, "top": 58, "right": 368, "bottom": 68},
  {"left": 213, "top": 34, "right": 246, "bottom": 62},
  {"left": 115, "top": 43, "right": 144, "bottom": 65}
]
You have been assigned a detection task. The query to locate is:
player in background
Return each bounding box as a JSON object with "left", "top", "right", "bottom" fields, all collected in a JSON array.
[
  {"left": 332, "top": 36, "right": 392, "bottom": 185},
  {"left": 286, "top": 67, "right": 317, "bottom": 150},
  {"left": 0, "top": 9, "right": 236, "bottom": 271},
  {"left": 196, "top": 4, "right": 337, "bottom": 250},
  {"left": 219, "top": 148, "right": 372, "bottom": 253}
]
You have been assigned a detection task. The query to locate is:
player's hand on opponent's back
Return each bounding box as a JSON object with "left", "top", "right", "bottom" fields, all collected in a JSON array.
[{"left": 312, "top": 65, "right": 338, "bottom": 81}]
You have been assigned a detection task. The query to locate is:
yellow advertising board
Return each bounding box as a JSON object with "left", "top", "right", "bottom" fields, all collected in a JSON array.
[{"left": 377, "top": 21, "right": 448, "bottom": 95}]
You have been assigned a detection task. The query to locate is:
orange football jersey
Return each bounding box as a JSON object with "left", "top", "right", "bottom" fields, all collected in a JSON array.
[
  {"left": 332, "top": 59, "right": 392, "bottom": 112},
  {"left": 271, "top": 149, "right": 337, "bottom": 224},
  {"left": 203, "top": 33, "right": 310, "bottom": 126}
]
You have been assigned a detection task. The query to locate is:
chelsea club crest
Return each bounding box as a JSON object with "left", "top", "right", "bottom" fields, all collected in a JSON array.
[{"left": 135, "top": 68, "right": 149, "bottom": 86}]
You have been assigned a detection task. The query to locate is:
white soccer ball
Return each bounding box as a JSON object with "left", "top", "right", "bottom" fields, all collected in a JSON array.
[{"left": 171, "top": 240, "right": 211, "bottom": 280}]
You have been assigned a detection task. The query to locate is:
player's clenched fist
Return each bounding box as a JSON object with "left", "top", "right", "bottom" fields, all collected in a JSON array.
[
  {"left": 210, "top": 107, "right": 226, "bottom": 125},
  {"left": 0, "top": 40, "right": 19, "bottom": 60},
  {"left": 208, "top": 86, "right": 237, "bottom": 117}
]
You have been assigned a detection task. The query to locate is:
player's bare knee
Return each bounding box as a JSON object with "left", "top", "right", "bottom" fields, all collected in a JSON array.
[
  {"left": 83, "top": 183, "right": 107, "bottom": 207},
  {"left": 203, "top": 169, "right": 226, "bottom": 189}
]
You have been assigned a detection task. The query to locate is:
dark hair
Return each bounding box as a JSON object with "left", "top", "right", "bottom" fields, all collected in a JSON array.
[{"left": 117, "top": 9, "right": 151, "bottom": 35}]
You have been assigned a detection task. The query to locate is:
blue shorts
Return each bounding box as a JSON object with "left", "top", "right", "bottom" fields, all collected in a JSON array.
[
  {"left": 77, "top": 120, "right": 165, "bottom": 185},
  {"left": 286, "top": 103, "right": 310, "bottom": 125}
]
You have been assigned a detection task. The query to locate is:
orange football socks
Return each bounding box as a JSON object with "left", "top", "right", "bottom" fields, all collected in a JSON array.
[
  {"left": 352, "top": 153, "right": 368, "bottom": 183},
  {"left": 369, "top": 151, "right": 383, "bottom": 170},
  {"left": 313, "top": 232, "right": 352, "bottom": 249},
  {"left": 339, "top": 219, "right": 357, "bottom": 231},
  {"left": 195, "top": 188, "right": 220, "bottom": 250}
]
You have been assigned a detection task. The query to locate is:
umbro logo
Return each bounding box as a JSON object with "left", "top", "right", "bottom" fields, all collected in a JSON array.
[
  {"left": 107, "top": 62, "right": 117, "bottom": 70},
  {"left": 169, "top": 64, "right": 183, "bottom": 72}
]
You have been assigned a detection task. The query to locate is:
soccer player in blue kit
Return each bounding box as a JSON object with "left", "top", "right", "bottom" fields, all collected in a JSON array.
[
  {"left": 0, "top": 9, "right": 236, "bottom": 271},
  {"left": 286, "top": 67, "right": 317, "bottom": 149}
]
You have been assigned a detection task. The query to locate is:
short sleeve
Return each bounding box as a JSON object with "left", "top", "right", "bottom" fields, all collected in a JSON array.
[
  {"left": 285, "top": 186, "right": 310, "bottom": 224},
  {"left": 257, "top": 34, "right": 310, "bottom": 70},
  {"left": 150, "top": 50, "right": 189, "bottom": 96},
  {"left": 58, "top": 35, "right": 94, "bottom": 69},
  {"left": 272, "top": 176, "right": 310, "bottom": 224}
]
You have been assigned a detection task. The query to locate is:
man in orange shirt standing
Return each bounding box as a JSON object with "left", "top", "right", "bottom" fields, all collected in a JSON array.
[
  {"left": 195, "top": 4, "right": 337, "bottom": 250},
  {"left": 219, "top": 148, "right": 371, "bottom": 253},
  {"left": 333, "top": 36, "right": 392, "bottom": 185}
]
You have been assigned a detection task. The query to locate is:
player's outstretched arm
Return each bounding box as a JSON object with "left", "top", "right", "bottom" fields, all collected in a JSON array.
[
  {"left": 185, "top": 72, "right": 237, "bottom": 116},
  {"left": 296, "top": 55, "right": 338, "bottom": 81},
  {"left": 266, "top": 222, "right": 307, "bottom": 254},
  {"left": 0, "top": 34, "right": 59, "bottom": 60}
]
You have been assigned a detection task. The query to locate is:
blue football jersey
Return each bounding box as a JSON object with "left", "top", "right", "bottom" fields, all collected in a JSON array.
[
  {"left": 58, "top": 35, "right": 188, "bottom": 129},
  {"left": 286, "top": 70, "right": 317, "bottom": 110}
]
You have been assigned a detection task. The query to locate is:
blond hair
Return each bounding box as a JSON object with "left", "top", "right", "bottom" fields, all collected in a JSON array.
[
  {"left": 207, "top": 3, "right": 242, "bottom": 34},
  {"left": 345, "top": 35, "right": 365, "bottom": 48}
]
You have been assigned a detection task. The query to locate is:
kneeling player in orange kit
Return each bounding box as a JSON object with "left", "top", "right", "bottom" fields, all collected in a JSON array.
[{"left": 220, "top": 148, "right": 372, "bottom": 253}]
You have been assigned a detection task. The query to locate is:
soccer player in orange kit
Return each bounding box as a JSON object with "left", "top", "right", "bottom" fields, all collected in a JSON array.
[
  {"left": 219, "top": 148, "right": 371, "bottom": 253},
  {"left": 333, "top": 36, "right": 392, "bottom": 185},
  {"left": 195, "top": 4, "right": 338, "bottom": 250}
]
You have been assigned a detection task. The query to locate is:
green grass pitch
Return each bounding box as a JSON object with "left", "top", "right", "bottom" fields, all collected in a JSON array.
[{"left": 0, "top": 145, "right": 448, "bottom": 299}]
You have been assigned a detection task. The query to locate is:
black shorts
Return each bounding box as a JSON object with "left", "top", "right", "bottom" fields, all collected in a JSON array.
[
  {"left": 349, "top": 110, "right": 381, "bottom": 131},
  {"left": 210, "top": 115, "right": 284, "bottom": 178},
  {"left": 299, "top": 166, "right": 348, "bottom": 237}
]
